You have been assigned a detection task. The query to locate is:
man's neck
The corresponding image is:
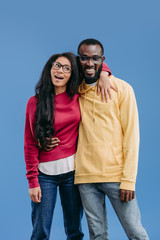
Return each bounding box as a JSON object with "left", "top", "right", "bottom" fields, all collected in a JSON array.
[{"left": 85, "top": 81, "right": 97, "bottom": 87}]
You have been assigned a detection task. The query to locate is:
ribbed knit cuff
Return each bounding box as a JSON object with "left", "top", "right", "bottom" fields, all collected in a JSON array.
[
  {"left": 120, "top": 181, "right": 135, "bottom": 191},
  {"left": 28, "top": 177, "right": 40, "bottom": 188}
]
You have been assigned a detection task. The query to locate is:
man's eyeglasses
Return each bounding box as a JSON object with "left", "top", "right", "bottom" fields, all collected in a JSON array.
[
  {"left": 78, "top": 55, "right": 103, "bottom": 63},
  {"left": 52, "top": 62, "right": 72, "bottom": 73}
]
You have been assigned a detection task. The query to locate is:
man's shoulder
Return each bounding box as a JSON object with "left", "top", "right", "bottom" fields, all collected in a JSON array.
[{"left": 110, "top": 75, "right": 134, "bottom": 96}]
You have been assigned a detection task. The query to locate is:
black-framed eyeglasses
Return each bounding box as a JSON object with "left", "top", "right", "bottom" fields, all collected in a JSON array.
[
  {"left": 78, "top": 55, "right": 103, "bottom": 63},
  {"left": 52, "top": 62, "right": 72, "bottom": 73}
]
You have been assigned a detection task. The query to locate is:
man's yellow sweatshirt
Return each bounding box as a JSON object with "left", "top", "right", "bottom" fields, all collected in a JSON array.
[{"left": 74, "top": 75, "right": 140, "bottom": 191}]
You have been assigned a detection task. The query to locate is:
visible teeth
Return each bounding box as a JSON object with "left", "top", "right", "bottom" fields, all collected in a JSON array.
[
  {"left": 55, "top": 75, "right": 63, "bottom": 79},
  {"left": 86, "top": 69, "right": 95, "bottom": 74}
]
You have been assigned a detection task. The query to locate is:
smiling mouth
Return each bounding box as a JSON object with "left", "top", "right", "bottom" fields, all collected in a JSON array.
[
  {"left": 85, "top": 68, "right": 95, "bottom": 75},
  {"left": 54, "top": 75, "right": 64, "bottom": 80}
]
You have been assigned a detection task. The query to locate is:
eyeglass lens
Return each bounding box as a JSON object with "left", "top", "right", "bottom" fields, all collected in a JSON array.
[
  {"left": 79, "top": 55, "right": 102, "bottom": 63},
  {"left": 52, "top": 62, "right": 71, "bottom": 73}
]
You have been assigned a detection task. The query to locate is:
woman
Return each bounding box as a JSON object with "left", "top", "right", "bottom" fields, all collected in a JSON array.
[{"left": 24, "top": 52, "right": 112, "bottom": 240}]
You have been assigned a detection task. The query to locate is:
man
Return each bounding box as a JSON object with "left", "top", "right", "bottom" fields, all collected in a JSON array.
[{"left": 74, "top": 38, "right": 149, "bottom": 240}]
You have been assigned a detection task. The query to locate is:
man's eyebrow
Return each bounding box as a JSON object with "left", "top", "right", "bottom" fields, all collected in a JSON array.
[{"left": 80, "top": 54, "right": 101, "bottom": 57}]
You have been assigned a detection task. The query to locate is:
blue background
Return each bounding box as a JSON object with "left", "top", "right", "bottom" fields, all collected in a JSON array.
[{"left": 0, "top": 0, "right": 159, "bottom": 239}]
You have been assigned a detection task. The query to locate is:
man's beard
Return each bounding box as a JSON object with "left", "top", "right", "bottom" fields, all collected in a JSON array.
[{"left": 81, "top": 64, "right": 103, "bottom": 84}]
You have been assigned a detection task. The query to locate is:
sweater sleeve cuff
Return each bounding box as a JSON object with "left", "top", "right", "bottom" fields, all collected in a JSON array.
[
  {"left": 28, "top": 177, "right": 40, "bottom": 188},
  {"left": 102, "top": 62, "right": 112, "bottom": 75},
  {"left": 120, "top": 181, "right": 135, "bottom": 191}
]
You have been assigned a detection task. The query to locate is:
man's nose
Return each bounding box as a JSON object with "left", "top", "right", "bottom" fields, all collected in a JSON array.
[{"left": 87, "top": 58, "right": 94, "bottom": 67}]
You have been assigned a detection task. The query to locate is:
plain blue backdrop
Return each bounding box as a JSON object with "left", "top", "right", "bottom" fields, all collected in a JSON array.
[{"left": 0, "top": 0, "right": 159, "bottom": 239}]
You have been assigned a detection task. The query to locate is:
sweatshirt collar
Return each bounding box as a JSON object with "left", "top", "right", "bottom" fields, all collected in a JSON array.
[{"left": 79, "top": 80, "right": 97, "bottom": 94}]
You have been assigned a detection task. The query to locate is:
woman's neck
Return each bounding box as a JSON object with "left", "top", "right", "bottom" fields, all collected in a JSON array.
[{"left": 55, "top": 86, "right": 66, "bottom": 95}]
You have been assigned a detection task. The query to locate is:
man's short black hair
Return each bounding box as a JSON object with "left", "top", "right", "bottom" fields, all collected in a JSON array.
[{"left": 77, "top": 38, "right": 104, "bottom": 55}]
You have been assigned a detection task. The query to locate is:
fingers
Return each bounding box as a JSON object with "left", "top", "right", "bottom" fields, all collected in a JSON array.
[
  {"left": 37, "top": 189, "right": 42, "bottom": 202},
  {"left": 104, "top": 89, "right": 108, "bottom": 102},
  {"left": 120, "top": 189, "right": 125, "bottom": 201},
  {"left": 107, "top": 88, "right": 112, "bottom": 100},
  {"left": 107, "top": 85, "right": 117, "bottom": 100},
  {"left": 97, "top": 86, "right": 106, "bottom": 102},
  {"left": 42, "top": 137, "right": 60, "bottom": 151},
  {"left": 101, "top": 88, "right": 113, "bottom": 102},
  {"left": 120, "top": 189, "right": 135, "bottom": 202},
  {"left": 45, "top": 137, "right": 60, "bottom": 145},
  {"left": 97, "top": 73, "right": 117, "bottom": 102},
  {"left": 101, "top": 89, "right": 105, "bottom": 102},
  {"left": 44, "top": 147, "right": 53, "bottom": 152},
  {"left": 29, "top": 187, "right": 42, "bottom": 203},
  {"left": 38, "top": 138, "right": 60, "bottom": 151},
  {"left": 30, "top": 193, "right": 39, "bottom": 203},
  {"left": 37, "top": 139, "right": 42, "bottom": 149},
  {"left": 125, "top": 191, "right": 130, "bottom": 202},
  {"left": 45, "top": 137, "right": 59, "bottom": 142},
  {"left": 97, "top": 85, "right": 114, "bottom": 102},
  {"left": 110, "top": 84, "right": 118, "bottom": 92},
  {"left": 132, "top": 191, "right": 135, "bottom": 200},
  {"left": 97, "top": 85, "right": 100, "bottom": 95},
  {"left": 43, "top": 145, "right": 58, "bottom": 151}
]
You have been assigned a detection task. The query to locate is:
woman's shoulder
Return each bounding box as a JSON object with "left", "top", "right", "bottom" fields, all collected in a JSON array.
[
  {"left": 27, "top": 96, "right": 38, "bottom": 106},
  {"left": 26, "top": 96, "right": 38, "bottom": 114}
]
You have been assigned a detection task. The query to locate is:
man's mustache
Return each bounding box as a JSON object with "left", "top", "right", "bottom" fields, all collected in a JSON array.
[{"left": 84, "top": 66, "right": 95, "bottom": 70}]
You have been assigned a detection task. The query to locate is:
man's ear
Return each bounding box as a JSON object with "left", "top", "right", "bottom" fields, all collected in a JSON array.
[{"left": 102, "top": 56, "right": 105, "bottom": 62}]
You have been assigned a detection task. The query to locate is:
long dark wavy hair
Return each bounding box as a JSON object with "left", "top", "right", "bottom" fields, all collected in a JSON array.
[{"left": 34, "top": 52, "right": 80, "bottom": 145}]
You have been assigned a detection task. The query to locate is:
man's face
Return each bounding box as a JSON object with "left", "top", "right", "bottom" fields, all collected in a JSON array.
[{"left": 78, "top": 44, "right": 105, "bottom": 83}]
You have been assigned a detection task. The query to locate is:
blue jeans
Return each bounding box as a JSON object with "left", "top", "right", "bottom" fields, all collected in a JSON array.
[
  {"left": 31, "top": 170, "right": 84, "bottom": 240},
  {"left": 78, "top": 183, "right": 149, "bottom": 240}
]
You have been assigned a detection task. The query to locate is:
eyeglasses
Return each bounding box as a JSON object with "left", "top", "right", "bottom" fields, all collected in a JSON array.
[
  {"left": 78, "top": 55, "right": 103, "bottom": 63},
  {"left": 52, "top": 62, "right": 72, "bottom": 73}
]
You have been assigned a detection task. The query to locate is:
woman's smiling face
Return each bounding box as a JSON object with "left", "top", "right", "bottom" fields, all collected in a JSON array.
[{"left": 51, "top": 56, "right": 72, "bottom": 94}]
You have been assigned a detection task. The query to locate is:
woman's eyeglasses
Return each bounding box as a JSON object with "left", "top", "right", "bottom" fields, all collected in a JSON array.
[{"left": 52, "top": 62, "right": 72, "bottom": 73}]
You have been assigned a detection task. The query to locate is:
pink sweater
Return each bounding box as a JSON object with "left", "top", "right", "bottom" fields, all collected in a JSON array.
[
  {"left": 24, "top": 92, "right": 81, "bottom": 188},
  {"left": 102, "top": 62, "right": 111, "bottom": 74}
]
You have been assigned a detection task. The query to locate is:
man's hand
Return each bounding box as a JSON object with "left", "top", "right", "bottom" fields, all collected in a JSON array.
[
  {"left": 97, "top": 72, "right": 117, "bottom": 102},
  {"left": 120, "top": 189, "right": 135, "bottom": 202},
  {"left": 29, "top": 186, "right": 42, "bottom": 203},
  {"left": 38, "top": 137, "right": 60, "bottom": 152}
]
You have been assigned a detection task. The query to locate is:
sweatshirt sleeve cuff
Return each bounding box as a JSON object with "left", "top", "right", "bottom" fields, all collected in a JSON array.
[
  {"left": 120, "top": 181, "right": 135, "bottom": 191},
  {"left": 102, "top": 62, "right": 112, "bottom": 75},
  {"left": 28, "top": 177, "right": 40, "bottom": 188}
]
